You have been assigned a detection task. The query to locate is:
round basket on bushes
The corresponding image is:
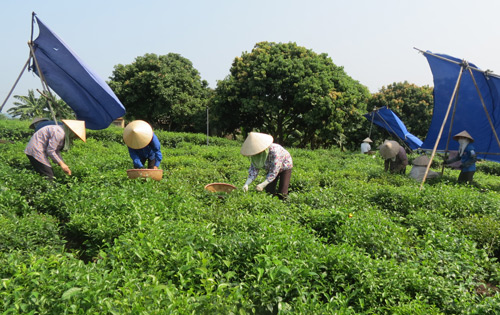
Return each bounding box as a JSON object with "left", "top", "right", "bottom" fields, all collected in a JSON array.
[
  {"left": 204, "top": 183, "right": 237, "bottom": 193},
  {"left": 126, "top": 169, "right": 163, "bottom": 181}
]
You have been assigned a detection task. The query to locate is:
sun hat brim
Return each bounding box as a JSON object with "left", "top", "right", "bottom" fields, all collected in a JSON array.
[
  {"left": 123, "top": 120, "right": 153, "bottom": 149},
  {"left": 413, "top": 155, "right": 430, "bottom": 166},
  {"left": 378, "top": 140, "right": 400, "bottom": 159},
  {"left": 62, "top": 120, "right": 86, "bottom": 142},
  {"left": 452, "top": 130, "right": 474, "bottom": 143},
  {"left": 240, "top": 132, "right": 273, "bottom": 156},
  {"left": 29, "top": 117, "right": 49, "bottom": 129}
]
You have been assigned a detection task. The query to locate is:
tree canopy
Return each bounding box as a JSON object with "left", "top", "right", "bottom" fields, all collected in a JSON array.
[
  {"left": 367, "top": 81, "right": 434, "bottom": 141},
  {"left": 211, "top": 41, "right": 370, "bottom": 148},
  {"left": 108, "top": 53, "right": 211, "bottom": 132},
  {"left": 7, "top": 89, "right": 74, "bottom": 121}
]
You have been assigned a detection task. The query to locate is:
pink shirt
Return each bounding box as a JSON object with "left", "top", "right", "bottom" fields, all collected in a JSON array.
[
  {"left": 248, "top": 143, "right": 293, "bottom": 182},
  {"left": 25, "top": 125, "right": 65, "bottom": 167}
]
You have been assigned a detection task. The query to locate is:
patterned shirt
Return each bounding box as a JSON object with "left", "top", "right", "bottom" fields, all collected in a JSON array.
[
  {"left": 25, "top": 125, "right": 65, "bottom": 167},
  {"left": 248, "top": 143, "right": 293, "bottom": 182}
]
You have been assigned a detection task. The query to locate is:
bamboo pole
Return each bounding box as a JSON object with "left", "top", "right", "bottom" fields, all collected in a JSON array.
[
  {"left": 28, "top": 41, "right": 58, "bottom": 123},
  {"left": 440, "top": 81, "right": 462, "bottom": 175},
  {"left": 0, "top": 57, "right": 30, "bottom": 113},
  {"left": 420, "top": 65, "right": 465, "bottom": 190}
]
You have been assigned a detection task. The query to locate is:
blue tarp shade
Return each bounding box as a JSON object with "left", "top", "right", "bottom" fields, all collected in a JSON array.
[
  {"left": 363, "top": 106, "right": 423, "bottom": 150},
  {"left": 421, "top": 51, "right": 500, "bottom": 163},
  {"left": 32, "top": 15, "right": 125, "bottom": 130}
]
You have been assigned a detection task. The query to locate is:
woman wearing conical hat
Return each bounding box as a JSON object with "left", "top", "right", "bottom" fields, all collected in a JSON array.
[
  {"left": 409, "top": 155, "right": 440, "bottom": 182},
  {"left": 444, "top": 130, "right": 476, "bottom": 184},
  {"left": 123, "top": 120, "right": 162, "bottom": 169},
  {"left": 378, "top": 140, "right": 408, "bottom": 174},
  {"left": 241, "top": 132, "right": 293, "bottom": 200},
  {"left": 25, "top": 119, "right": 86, "bottom": 180},
  {"left": 360, "top": 137, "right": 372, "bottom": 154}
]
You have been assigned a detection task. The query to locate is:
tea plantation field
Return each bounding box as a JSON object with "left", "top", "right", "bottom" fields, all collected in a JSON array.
[{"left": 1, "top": 119, "right": 500, "bottom": 314}]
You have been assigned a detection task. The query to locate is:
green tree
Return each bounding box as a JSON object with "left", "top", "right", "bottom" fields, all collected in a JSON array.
[
  {"left": 367, "top": 82, "right": 434, "bottom": 140},
  {"left": 108, "top": 53, "right": 211, "bottom": 132},
  {"left": 7, "top": 89, "right": 74, "bottom": 120},
  {"left": 7, "top": 90, "right": 47, "bottom": 119},
  {"left": 210, "top": 41, "right": 370, "bottom": 148}
]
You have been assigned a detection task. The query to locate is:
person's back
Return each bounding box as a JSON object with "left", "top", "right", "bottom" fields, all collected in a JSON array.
[
  {"left": 361, "top": 142, "right": 371, "bottom": 154},
  {"left": 361, "top": 137, "right": 372, "bottom": 154}
]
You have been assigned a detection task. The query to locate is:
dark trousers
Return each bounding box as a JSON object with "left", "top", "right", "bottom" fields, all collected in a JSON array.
[
  {"left": 140, "top": 158, "right": 156, "bottom": 169},
  {"left": 27, "top": 155, "right": 54, "bottom": 180},
  {"left": 458, "top": 171, "right": 475, "bottom": 184},
  {"left": 265, "top": 169, "right": 292, "bottom": 200}
]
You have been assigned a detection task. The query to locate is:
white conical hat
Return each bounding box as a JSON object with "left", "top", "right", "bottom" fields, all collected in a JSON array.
[
  {"left": 378, "top": 140, "right": 400, "bottom": 159},
  {"left": 453, "top": 130, "right": 474, "bottom": 143},
  {"left": 240, "top": 132, "right": 273, "bottom": 156},
  {"left": 123, "top": 120, "right": 153, "bottom": 149},
  {"left": 363, "top": 137, "right": 373, "bottom": 143},
  {"left": 413, "top": 155, "right": 430, "bottom": 166},
  {"left": 62, "top": 120, "right": 86, "bottom": 142}
]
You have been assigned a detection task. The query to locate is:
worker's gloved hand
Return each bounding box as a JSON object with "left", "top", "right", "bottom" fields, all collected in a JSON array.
[
  {"left": 256, "top": 179, "right": 271, "bottom": 192},
  {"left": 242, "top": 178, "right": 252, "bottom": 192}
]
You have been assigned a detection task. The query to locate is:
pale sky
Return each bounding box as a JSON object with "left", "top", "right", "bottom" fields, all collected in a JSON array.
[{"left": 2, "top": 0, "right": 500, "bottom": 113}]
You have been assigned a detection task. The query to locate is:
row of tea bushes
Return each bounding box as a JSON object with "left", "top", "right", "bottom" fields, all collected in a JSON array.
[{"left": 1, "top": 119, "right": 500, "bottom": 313}]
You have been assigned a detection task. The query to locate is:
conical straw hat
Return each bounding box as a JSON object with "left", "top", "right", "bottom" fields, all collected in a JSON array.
[
  {"left": 378, "top": 140, "right": 400, "bottom": 159},
  {"left": 413, "top": 155, "right": 430, "bottom": 166},
  {"left": 240, "top": 132, "right": 273, "bottom": 156},
  {"left": 363, "top": 137, "right": 373, "bottom": 143},
  {"left": 29, "top": 117, "right": 49, "bottom": 129},
  {"left": 453, "top": 130, "right": 474, "bottom": 143},
  {"left": 62, "top": 120, "right": 86, "bottom": 142},
  {"left": 123, "top": 120, "right": 153, "bottom": 149}
]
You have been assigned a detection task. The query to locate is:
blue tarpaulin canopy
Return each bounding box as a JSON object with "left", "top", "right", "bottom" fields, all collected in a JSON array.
[
  {"left": 419, "top": 50, "right": 500, "bottom": 163},
  {"left": 31, "top": 14, "right": 125, "bottom": 130},
  {"left": 363, "top": 106, "right": 423, "bottom": 150}
]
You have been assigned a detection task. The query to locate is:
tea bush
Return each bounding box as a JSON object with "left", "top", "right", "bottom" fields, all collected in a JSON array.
[{"left": 1, "top": 119, "right": 500, "bottom": 313}]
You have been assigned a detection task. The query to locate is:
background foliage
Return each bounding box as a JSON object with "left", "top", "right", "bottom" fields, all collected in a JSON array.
[
  {"left": 1, "top": 119, "right": 500, "bottom": 314},
  {"left": 367, "top": 81, "right": 434, "bottom": 141},
  {"left": 7, "top": 89, "right": 74, "bottom": 121},
  {"left": 6, "top": 42, "right": 435, "bottom": 151},
  {"left": 108, "top": 53, "right": 211, "bottom": 132},
  {"left": 211, "top": 41, "right": 371, "bottom": 149}
]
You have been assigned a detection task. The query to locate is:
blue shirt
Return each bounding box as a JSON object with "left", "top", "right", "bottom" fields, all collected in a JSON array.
[
  {"left": 35, "top": 121, "right": 63, "bottom": 132},
  {"left": 460, "top": 144, "right": 476, "bottom": 172},
  {"left": 128, "top": 133, "right": 162, "bottom": 168}
]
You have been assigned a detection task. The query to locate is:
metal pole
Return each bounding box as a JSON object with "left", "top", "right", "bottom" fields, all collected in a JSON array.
[
  {"left": 420, "top": 65, "right": 464, "bottom": 190},
  {"left": 368, "top": 106, "right": 376, "bottom": 138},
  {"left": 206, "top": 106, "right": 209, "bottom": 146}
]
